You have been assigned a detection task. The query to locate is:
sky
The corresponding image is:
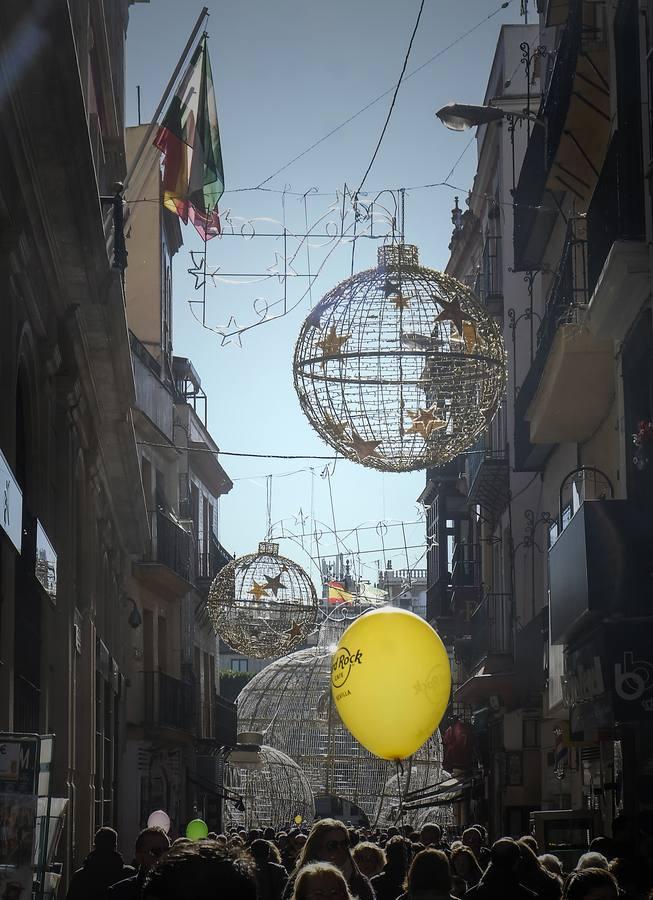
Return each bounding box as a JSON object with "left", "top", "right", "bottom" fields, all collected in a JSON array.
[{"left": 125, "top": 0, "right": 527, "bottom": 587}]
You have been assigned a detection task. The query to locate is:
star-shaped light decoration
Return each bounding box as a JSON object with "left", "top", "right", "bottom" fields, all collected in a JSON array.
[
  {"left": 390, "top": 292, "right": 411, "bottom": 310},
  {"left": 405, "top": 407, "right": 447, "bottom": 439},
  {"left": 249, "top": 581, "right": 269, "bottom": 602},
  {"left": 317, "top": 326, "right": 351, "bottom": 367},
  {"left": 217, "top": 316, "right": 243, "bottom": 348},
  {"left": 433, "top": 296, "right": 474, "bottom": 336},
  {"left": 187, "top": 250, "right": 221, "bottom": 291},
  {"left": 348, "top": 432, "right": 382, "bottom": 461},
  {"left": 322, "top": 414, "right": 350, "bottom": 441},
  {"left": 450, "top": 322, "right": 478, "bottom": 353},
  {"left": 286, "top": 621, "right": 303, "bottom": 639},
  {"left": 263, "top": 571, "right": 287, "bottom": 597}
]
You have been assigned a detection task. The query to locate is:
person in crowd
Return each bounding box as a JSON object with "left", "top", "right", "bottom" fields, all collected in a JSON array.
[
  {"left": 142, "top": 840, "right": 256, "bottom": 900},
  {"left": 251, "top": 839, "right": 289, "bottom": 900},
  {"left": 449, "top": 846, "right": 483, "bottom": 891},
  {"left": 107, "top": 827, "right": 170, "bottom": 900},
  {"left": 575, "top": 853, "right": 609, "bottom": 872},
  {"left": 420, "top": 824, "right": 444, "bottom": 850},
  {"left": 539, "top": 854, "right": 564, "bottom": 882},
  {"left": 464, "top": 838, "right": 536, "bottom": 900},
  {"left": 516, "top": 840, "right": 562, "bottom": 899},
  {"left": 291, "top": 863, "right": 354, "bottom": 900},
  {"left": 561, "top": 868, "right": 619, "bottom": 900},
  {"left": 589, "top": 838, "right": 616, "bottom": 861},
  {"left": 462, "top": 828, "right": 491, "bottom": 869},
  {"left": 284, "top": 819, "right": 374, "bottom": 900},
  {"left": 353, "top": 842, "right": 386, "bottom": 879},
  {"left": 371, "top": 836, "right": 412, "bottom": 900},
  {"left": 66, "top": 827, "right": 135, "bottom": 900},
  {"left": 520, "top": 836, "right": 538, "bottom": 855},
  {"left": 398, "top": 848, "right": 456, "bottom": 900}
]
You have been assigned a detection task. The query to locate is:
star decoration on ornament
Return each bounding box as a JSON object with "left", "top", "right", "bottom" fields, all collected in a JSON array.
[
  {"left": 451, "top": 322, "right": 478, "bottom": 353},
  {"left": 263, "top": 571, "right": 287, "bottom": 596},
  {"left": 317, "top": 326, "right": 351, "bottom": 365},
  {"left": 323, "top": 414, "right": 350, "bottom": 441},
  {"left": 348, "top": 432, "right": 382, "bottom": 461},
  {"left": 405, "top": 407, "right": 447, "bottom": 438},
  {"left": 187, "top": 251, "right": 221, "bottom": 290},
  {"left": 249, "top": 581, "right": 269, "bottom": 602},
  {"left": 390, "top": 292, "right": 411, "bottom": 310},
  {"left": 217, "top": 316, "right": 243, "bottom": 348},
  {"left": 286, "top": 621, "right": 303, "bottom": 639},
  {"left": 433, "top": 297, "right": 474, "bottom": 336}
]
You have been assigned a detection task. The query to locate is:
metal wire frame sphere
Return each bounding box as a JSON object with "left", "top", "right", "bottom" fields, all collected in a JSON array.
[
  {"left": 293, "top": 243, "right": 506, "bottom": 472},
  {"left": 375, "top": 771, "right": 454, "bottom": 830},
  {"left": 207, "top": 542, "right": 318, "bottom": 659},
  {"left": 223, "top": 743, "right": 315, "bottom": 830},
  {"left": 237, "top": 644, "right": 445, "bottom": 823}
]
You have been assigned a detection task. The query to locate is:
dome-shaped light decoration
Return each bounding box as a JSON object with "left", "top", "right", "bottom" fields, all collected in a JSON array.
[
  {"left": 237, "top": 644, "right": 446, "bottom": 822},
  {"left": 223, "top": 737, "right": 315, "bottom": 830},
  {"left": 293, "top": 243, "right": 506, "bottom": 472},
  {"left": 207, "top": 542, "right": 318, "bottom": 658}
]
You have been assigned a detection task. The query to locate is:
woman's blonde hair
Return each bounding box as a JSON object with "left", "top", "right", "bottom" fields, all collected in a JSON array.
[
  {"left": 294, "top": 820, "right": 351, "bottom": 873},
  {"left": 292, "top": 863, "right": 354, "bottom": 900},
  {"left": 352, "top": 841, "right": 386, "bottom": 876}
]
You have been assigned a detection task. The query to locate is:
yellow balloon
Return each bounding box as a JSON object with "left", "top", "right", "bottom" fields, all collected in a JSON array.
[{"left": 331, "top": 608, "right": 451, "bottom": 760}]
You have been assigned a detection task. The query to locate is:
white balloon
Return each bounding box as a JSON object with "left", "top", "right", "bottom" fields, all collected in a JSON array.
[{"left": 147, "top": 810, "right": 171, "bottom": 833}]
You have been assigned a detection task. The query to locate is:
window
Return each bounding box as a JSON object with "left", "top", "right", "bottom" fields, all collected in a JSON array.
[
  {"left": 230, "top": 659, "right": 248, "bottom": 673},
  {"left": 523, "top": 718, "right": 541, "bottom": 749}
]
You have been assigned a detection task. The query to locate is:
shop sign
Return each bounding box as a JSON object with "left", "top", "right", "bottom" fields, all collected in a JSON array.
[
  {"left": 611, "top": 627, "right": 653, "bottom": 721},
  {"left": 0, "top": 739, "right": 38, "bottom": 796},
  {"left": 0, "top": 449, "right": 22, "bottom": 553},
  {"left": 35, "top": 521, "right": 57, "bottom": 603},
  {"left": 561, "top": 657, "right": 605, "bottom": 708}
]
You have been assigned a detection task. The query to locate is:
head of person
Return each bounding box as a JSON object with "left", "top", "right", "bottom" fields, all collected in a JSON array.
[
  {"left": 405, "top": 849, "right": 451, "bottom": 896},
  {"left": 296, "top": 820, "right": 352, "bottom": 874},
  {"left": 420, "top": 823, "right": 442, "bottom": 848},
  {"left": 384, "top": 836, "right": 411, "bottom": 873},
  {"left": 251, "top": 839, "right": 282, "bottom": 865},
  {"left": 539, "top": 854, "right": 563, "bottom": 877},
  {"left": 576, "top": 852, "right": 609, "bottom": 871},
  {"left": 293, "top": 863, "right": 354, "bottom": 900},
  {"left": 134, "top": 827, "right": 171, "bottom": 873},
  {"left": 450, "top": 846, "right": 482, "bottom": 880},
  {"left": 143, "top": 841, "right": 256, "bottom": 900},
  {"left": 517, "top": 839, "right": 547, "bottom": 875},
  {"left": 488, "top": 839, "right": 521, "bottom": 877},
  {"left": 520, "top": 835, "right": 538, "bottom": 854},
  {"left": 352, "top": 842, "right": 385, "bottom": 879},
  {"left": 562, "top": 868, "right": 619, "bottom": 900},
  {"left": 93, "top": 827, "right": 118, "bottom": 854},
  {"left": 462, "top": 827, "right": 483, "bottom": 857}
]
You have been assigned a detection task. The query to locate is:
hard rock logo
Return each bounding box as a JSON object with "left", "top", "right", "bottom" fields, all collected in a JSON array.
[{"left": 331, "top": 646, "right": 363, "bottom": 689}]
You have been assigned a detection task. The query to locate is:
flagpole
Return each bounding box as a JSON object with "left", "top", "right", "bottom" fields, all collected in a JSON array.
[{"left": 122, "top": 6, "right": 209, "bottom": 196}]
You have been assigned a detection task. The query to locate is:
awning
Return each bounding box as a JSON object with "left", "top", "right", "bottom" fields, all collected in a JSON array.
[
  {"left": 454, "top": 665, "right": 516, "bottom": 705},
  {"left": 403, "top": 775, "right": 474, "bottom": 809}
]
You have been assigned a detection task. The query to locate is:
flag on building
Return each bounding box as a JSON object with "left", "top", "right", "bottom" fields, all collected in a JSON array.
[
  {"left": 153, "top": 36, "right": 224, "bottom": 240},
  {"left": 327, "top": 581, "right": 355, "bottom": 604}
]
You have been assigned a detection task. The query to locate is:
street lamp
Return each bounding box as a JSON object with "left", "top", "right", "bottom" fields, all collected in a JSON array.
[{"left": 436, "top": 103, "right": 507, "bottom": 131}]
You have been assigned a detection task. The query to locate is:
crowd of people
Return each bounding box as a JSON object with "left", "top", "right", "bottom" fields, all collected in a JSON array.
[{"left": 65, "top": 816, "right": 653, "bottom": 900}]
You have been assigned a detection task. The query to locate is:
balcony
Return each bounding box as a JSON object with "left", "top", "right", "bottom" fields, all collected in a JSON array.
[
  {"left": 134, "top": 509, "right": 195, "bottom": 597},
  {"left": 514, "top": 1, "right": 610, "bottom": 271},
  {"left": 143, "top": 671, "right": 195, "bottom": 733},
  {"left": 454, "top": 594, "right": 516, "bottom": 707},
  {"left": 515, "top": 219, "right": 612, "bottom": 469},
  {"left": 474, "top": 236, "right": 503, "bottom": 316},
  {"left": 466, "top": 436, "right": 509, "bottom": 523},
  {"left": 549, "top": 500, "right": 653, "bottom": 644},
  {"left": 195, "top": 693, "right": 238, "bottom": 748},
  {"left": 450, "top": 542, "right": 482, "bottom": 612},
  {"left": 196, "top": 532, "right": 233, "bottom": 596},
  {"left": 586, "top": 135, "right": 648, "bottom": 344}
]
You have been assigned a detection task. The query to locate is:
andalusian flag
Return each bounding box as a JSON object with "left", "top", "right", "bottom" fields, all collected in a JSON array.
[{"left": 154, "top": 36, "right": 224, "bottom": 240}]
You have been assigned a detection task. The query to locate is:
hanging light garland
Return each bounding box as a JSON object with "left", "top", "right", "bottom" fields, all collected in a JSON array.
[
  {"left": 293, "top": 243, "right": 506, "bottom": 472},
  {"left": 207, "top": 542, "right": 318, "bottom": 658}
]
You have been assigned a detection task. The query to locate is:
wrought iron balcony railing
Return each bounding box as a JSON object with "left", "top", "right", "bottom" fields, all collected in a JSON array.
[
  {"left": 469, "top": 593, "right": 514, "bottom": 671},
  {"left": 143, "top": 671, "right": 195, "bottom": 732},
  {"left": 149, "top": 509, "right": 195, "bottom": 584}
]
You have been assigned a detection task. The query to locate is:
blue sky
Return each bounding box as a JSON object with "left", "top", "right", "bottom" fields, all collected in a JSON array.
[{"left": 125, "top": 0, "right": 524, "bottom": 586}]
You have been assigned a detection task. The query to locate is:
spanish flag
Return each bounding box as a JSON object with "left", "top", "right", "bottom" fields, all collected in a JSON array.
[
  {"left": 153, "top": 36, "right": 224, "bottom": 240},
  {"left": 327, "top": 581, "right": 355, "bottom": 604}
]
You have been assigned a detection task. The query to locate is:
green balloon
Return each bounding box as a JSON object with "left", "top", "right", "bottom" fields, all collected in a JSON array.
[{"left": 186, "top": 819, "right": 209, "bottom": 841}]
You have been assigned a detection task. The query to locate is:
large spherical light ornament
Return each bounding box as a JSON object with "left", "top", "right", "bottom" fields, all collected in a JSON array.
[
  {"left": 293, "top": 243, "right": 506, "bottom": 472},
  {"left": 223, "top": 740, "right": 315, "bottom": 830},
  {"left": 207, "top": 541, "right": 318, "bottom": 658},
  {"left": 237, "top": 643, "right": 445, "bottom": 822}
]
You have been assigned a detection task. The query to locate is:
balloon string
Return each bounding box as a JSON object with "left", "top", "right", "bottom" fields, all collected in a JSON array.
[{"left": 395, "top": 758, "right": 406, "bottom": 831}]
